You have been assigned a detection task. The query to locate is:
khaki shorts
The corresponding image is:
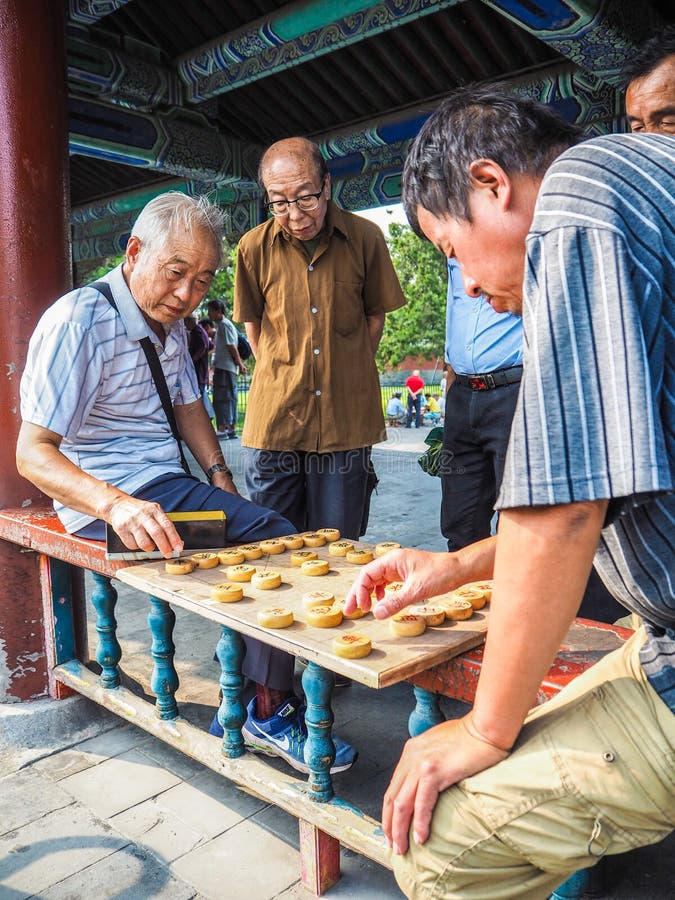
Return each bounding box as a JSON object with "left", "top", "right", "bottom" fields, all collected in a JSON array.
[{"left": 394, "top": 627, "right": 675, "bottom": 900}]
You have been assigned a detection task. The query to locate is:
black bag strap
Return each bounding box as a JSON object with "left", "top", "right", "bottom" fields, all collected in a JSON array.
[{"left": 90, "top": 280, "right": 192, "bottom": 475}]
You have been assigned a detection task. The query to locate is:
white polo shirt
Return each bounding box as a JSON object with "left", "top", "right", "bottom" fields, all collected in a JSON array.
[{"left": 20, "top": 263, "right": 200, "bottom": 533}]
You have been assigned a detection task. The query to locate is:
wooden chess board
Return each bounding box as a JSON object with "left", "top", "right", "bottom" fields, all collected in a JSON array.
[{"left": 116, "top": 540, "right": 489, "bottom": 689}]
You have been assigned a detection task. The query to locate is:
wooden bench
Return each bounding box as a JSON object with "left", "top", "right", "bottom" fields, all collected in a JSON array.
[
  {"left": 0, "top": 506, "right": 387, "bottom": 894},
  {"left": 0, "top": 506, "right": 632, "bottom": 898},
  {"left": 407, "top": 616, "right": 633, "bottom": 712}
]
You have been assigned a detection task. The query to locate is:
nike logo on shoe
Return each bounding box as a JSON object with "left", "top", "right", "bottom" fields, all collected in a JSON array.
[{"left": 248, "top": 722, "right": 291, "bottom": 753}]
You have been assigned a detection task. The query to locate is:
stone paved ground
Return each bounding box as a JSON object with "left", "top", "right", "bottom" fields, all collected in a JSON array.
[{"left": 1, "top": 425, "right": 673, "bottom": 898}]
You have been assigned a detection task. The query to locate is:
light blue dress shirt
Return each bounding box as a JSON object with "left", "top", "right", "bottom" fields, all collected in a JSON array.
[{"left": 445, "top": 259, "right": 523, "bottom": 375}]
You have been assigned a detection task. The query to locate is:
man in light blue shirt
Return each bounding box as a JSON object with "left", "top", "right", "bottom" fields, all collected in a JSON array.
[
  {"left": 443, "top": 260, "right": 621, "bottom": 623},
  {"left": 386, "top": 391, "right": 407, "bottom": 425},
  {"left": 441, "top": 258, "right": 522, "bottom": 551}
]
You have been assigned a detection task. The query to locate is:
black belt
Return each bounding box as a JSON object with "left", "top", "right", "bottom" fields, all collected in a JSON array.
[{"left": 454, "top": 366, "right": 523, "bottom": 391}]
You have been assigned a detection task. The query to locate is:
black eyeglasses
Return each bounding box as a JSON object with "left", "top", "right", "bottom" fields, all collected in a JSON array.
[{"left": 266, "top": 180, "right": 325, "bottom": 217}]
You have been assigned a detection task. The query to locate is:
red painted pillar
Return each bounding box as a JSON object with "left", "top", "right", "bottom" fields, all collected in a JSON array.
[{"left": 0, "top": 1, "right": 71, "bottom": 700}]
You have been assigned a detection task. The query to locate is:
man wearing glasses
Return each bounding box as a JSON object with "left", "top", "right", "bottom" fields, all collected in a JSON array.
[{"left": 234, "top": 137, "right": 406, "bottom": 545}]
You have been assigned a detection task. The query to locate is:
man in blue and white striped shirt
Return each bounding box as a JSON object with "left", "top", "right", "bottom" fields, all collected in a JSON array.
[
  {"left": 17, "top": 192, "right": 356, "bottom": 776},
  {"left": 346, "top": 87, "right": 674, "bottom": 897}
]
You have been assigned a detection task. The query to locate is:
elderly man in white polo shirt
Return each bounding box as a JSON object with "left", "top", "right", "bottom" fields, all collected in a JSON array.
[{"left": 16, "top": 191, "right": 356, "bottom": 775}]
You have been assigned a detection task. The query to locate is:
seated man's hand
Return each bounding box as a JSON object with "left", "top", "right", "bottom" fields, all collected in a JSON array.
[
  {"left": 384, "top": 714, "right": 510, "bottom": 856},
  {"left": 344, "top": 549, "right": 463, "bottom": 618},
  {"left": 108, "top": 497, "right": 183, "bottom": 557}
]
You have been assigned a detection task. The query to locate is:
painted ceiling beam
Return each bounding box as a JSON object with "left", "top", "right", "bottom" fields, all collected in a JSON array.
[
  {"left": 71, "top": 59, "right": 624, "bottom": 269},
  {"left": 480, "top": 0, "right": 663, "bottom": 85},
  {"left": 72, "top": 184, "right": 262, "bottom": 269},
  {"left": 67, "top": 30, "right": 181, "bottom": 108},
  {"left": 68, "top": 0, "right": 133, "bottom": 26},
  {"left": 70, "top": 59, "right": 621, "bottom": 225},
  {"left": 311, "top": 59, "right": 620, "bottom": 164},
  {"left": 71, "top": 179, "right": 261, "bottom": 230},
  {"left": 175, "top": 0, "right": 464, "bottom": 103},
  {"left": 68, "top": 94, "right": 258, "bottom": 182}
]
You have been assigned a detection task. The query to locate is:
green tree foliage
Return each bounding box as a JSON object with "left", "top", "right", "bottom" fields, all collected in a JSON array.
[
  {"left": 77, "top": 255, "right": 124, "bottom": 286},
  {"left": 377, "top": 222, "right": 447, "bottom": 370},
  {"left": 198, "top": 240, "right": 238, "bottom": 320}
]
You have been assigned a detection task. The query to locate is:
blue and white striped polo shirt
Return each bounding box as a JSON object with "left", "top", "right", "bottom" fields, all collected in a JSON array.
[
  {"left": 20, "top": 263, "right": 200, "bottom": 533},
  {"left": 497, "top": 133, "right": 675, "bottom": 709}
]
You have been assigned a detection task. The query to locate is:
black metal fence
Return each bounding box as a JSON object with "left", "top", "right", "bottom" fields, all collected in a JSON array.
[{"left": 224, "top": 377, "right": 443, "bottom": 427}]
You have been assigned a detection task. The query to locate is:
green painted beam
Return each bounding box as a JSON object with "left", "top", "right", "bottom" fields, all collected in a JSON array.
[{"left": 274, "top": 0, "right": 376, "bottom": 40}]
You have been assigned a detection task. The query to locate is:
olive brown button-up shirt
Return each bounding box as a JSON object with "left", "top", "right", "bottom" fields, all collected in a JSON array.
[{"left": 234, "top": 202, "right": 406, "bottom": 452}]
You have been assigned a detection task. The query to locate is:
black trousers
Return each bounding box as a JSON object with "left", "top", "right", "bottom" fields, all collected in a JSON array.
[
  {"left": 243, "top": 446, "right": 374, "bottom": 540},
  {"left": 440, "top": 380, "right": 520, "bottom": 551},
  {"left": 440, "top": 381, "right": 624, "bottom": 623}
]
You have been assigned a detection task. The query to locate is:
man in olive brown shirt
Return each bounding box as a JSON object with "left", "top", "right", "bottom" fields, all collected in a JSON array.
[{"left": 235, "top": 137, "right": 406, "bottom": 539}]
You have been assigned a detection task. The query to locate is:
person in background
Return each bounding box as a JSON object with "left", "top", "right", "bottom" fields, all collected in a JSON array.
[
  {"left": 345, "top": 85, "right": 674, "bottom": 899},
  {"left": 437, "top": 391, "right": 446, "bottom": 423},
  {"left": 206, "top": 298, "right": 246, "bottom": 441},
  {"left": 624, "top": 24, "right": 675, "bottom": 134},
  {"left": 404, "top": 369, "right": 425, "bottom": 428},
  {"left": 441, "top": 257, "right": 523, "bottom": 550},
  {"left": 199, "top": 316, "right": 216, "bottom": 345},
  {"left": 234, "top": 136, "right": 406, "bottom": 540},
  {"left": 197, "top": 316, "right": 217, "bottom": 420},
  {"left": 439, "top": 364, "right": 449, "bottom": 397},
  {"left": 386, "top": 391, "right": 407, "bottom": 426},
  {"left": 423, "top": 394, "right": 441, "bottom": 424},
  {"left": 185, "top": 314, "right": 210, "bottom": 402}
]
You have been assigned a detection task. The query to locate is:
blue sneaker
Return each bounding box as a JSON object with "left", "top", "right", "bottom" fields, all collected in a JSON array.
[
  {"left": 208, "top": 712, "right": 224, "bottom": 737},
  {"left": 241, "top": 696, "right": 357, "bottom": 775}
]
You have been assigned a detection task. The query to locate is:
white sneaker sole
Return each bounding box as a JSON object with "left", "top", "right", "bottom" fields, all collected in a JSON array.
[{"left": 242, "top": 725, "right": 356, "bottom": 774}]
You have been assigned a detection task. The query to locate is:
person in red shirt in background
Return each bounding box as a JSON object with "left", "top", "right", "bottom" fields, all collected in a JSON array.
[{"left": 405, "top": 369, "right": 425, "bottom": 428}]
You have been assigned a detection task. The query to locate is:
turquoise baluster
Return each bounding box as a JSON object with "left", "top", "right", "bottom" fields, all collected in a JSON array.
[
  {"left": 147, "top": 595, "right": 179, "bottom": 719},
  {"left": 214, "top": 625, "right": 246, "bottom": 758},
  {"left": 90, "top": 572, "right": 121, "bottom": 688},
  {"left": 550, "top": 868, "right": 591, "bottom": 899},
  {"left": 302, "top": 662, "right": 334, "bottom": 802},
  {"left": 409, "top": 685, "right": 445, "bottom": 736}
]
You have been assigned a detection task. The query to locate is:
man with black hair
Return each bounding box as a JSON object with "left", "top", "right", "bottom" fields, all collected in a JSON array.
[
  {"left": 624, "top": 24, "right": 675, "bottom": 134},
  {"left": 346, "top": 87, "right": 675, "bottom": 898}
]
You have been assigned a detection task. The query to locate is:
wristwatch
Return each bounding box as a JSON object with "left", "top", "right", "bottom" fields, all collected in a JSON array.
[{"left": 206, "top": 463, "right": 233, "bottom": 483}]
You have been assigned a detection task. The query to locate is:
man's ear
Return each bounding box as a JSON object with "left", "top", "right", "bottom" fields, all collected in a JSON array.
[
  {"left": 125, "top": 235, "right": 141, "bottom": 268},
  {"left": 324, "top": 173, "right": 332, "bottom": 200},
  {"left": 468, "top": 159, "right": 512, "bottom": 209}
]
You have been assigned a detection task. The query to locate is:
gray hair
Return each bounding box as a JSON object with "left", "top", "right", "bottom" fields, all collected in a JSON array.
[
  {"left": 402, "top": 85, "right": 583, "bottom": 234},
  {"left": 130, "top": 191, "right": 226, "bottom": 263}
]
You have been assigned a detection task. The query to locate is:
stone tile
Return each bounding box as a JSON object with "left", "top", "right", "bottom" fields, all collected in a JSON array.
[
  {"left": 59, "top": 749, "right": 182, "bottom": 819},
  {"left": 0, "top": 804, "right": 125, "bottom": 896},
  {"left": 135, "top": 736, "right": 206, "bottom": 781},
  {"left": 250, "top": 803, "right": 299, "bottom": 849},
  {"left": 172, "top": 819, "right": 300, "bottom": 900},
  {"left": 33, "top": 746, "right": 98, "bottom": 782},
  {"left": 69, "top": 723, "right": 146, "bottom": 763},
  {"left": 0, "top": 768, "right": 73, "bottom": 834},
  {"left": 158, "top": 770, "right": 267, "bottom": 841},
  {"left": 43, "top": 845, "right": 199, "bottom": 899},
  {"left": 110, "top": 798, "right": 204, "bottom": 863}
]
